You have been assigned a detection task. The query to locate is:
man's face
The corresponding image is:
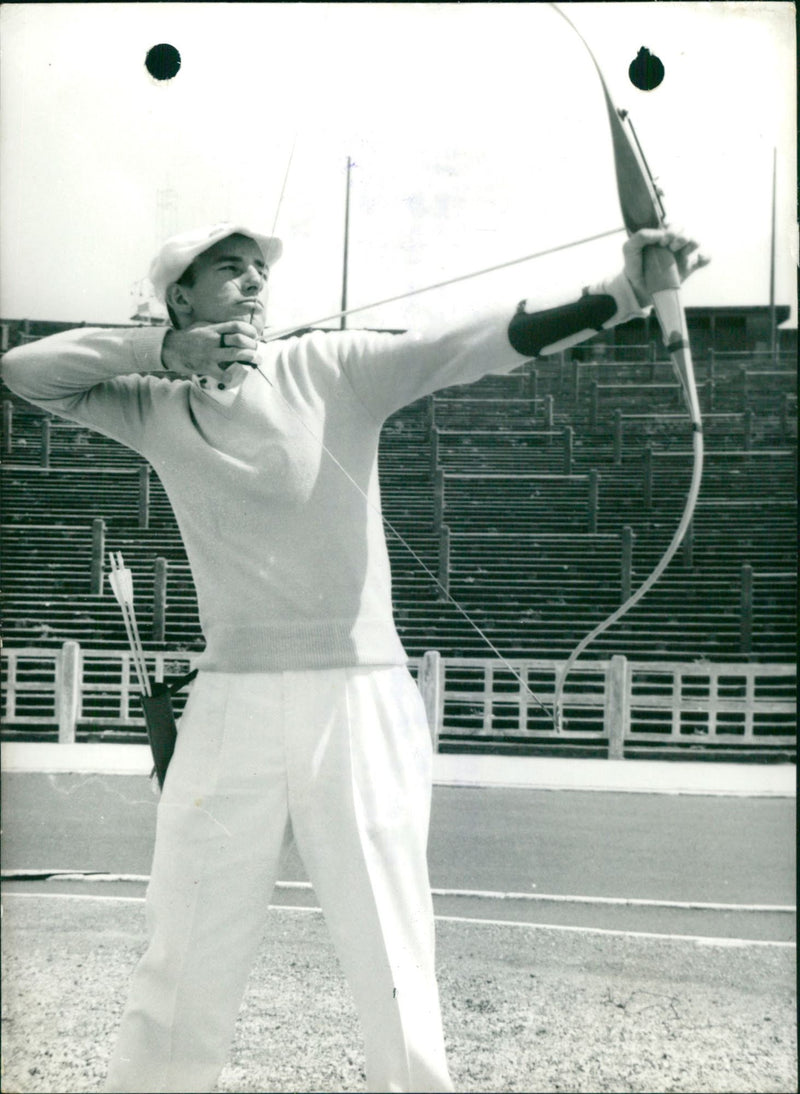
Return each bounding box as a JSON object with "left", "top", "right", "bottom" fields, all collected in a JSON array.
[{"left": 180, "top": 234, "right": 269, "bottom": 334}]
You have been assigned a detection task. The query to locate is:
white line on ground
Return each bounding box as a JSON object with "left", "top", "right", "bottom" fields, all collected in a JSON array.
[
  {"left": 2, "top": 872, "right": 794, "bottom": 914},
  {"left": 2, "top": 892, "right": 144, "bottom": 906},
  {"left": 1, "top": 892, "right": 794, "bottom": 948},
  {"left": 430, "top": 888, "right": 795, "bottom": 914},
  {"left": 433, "top": 912, "right": 797, "bottom": 948}
]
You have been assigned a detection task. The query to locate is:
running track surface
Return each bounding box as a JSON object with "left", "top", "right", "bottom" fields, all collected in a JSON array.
[{"left": 2, "top": 773, "right": 795, "bottom": 942}]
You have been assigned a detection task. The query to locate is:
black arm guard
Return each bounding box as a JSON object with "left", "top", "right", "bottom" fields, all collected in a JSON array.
[{"left": 508, "top": 292, "right": 617, "bottom": 357}]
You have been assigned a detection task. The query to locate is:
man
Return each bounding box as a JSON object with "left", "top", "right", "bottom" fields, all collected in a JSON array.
[{"left": 2, "top": 221, "right": 707, "bottom": 1092}]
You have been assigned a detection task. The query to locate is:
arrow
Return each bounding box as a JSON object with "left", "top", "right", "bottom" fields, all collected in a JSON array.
[{"left": 108, "top": 551, "right": 151, "bottom": 698}]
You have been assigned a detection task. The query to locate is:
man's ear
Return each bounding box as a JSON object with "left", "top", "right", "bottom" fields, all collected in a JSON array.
[{"left": 165, "top": 282, "right": 193, "bottom": 320}]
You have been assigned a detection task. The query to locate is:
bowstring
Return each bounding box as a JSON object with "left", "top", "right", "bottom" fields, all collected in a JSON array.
[
  {"left": 270, "top": 134, "right": 297, "bottom": 238},
  {"left": 250, "top": 361, "right": 556, "bottom": 723}
]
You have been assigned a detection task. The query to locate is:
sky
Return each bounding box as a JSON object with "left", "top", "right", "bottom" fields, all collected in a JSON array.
[{"left": 1, "top": 1, "right": 796, "bottom": 331}]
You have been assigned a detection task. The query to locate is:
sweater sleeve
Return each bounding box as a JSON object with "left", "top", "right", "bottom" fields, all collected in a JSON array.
[
  {"left": 335, "top": 271, "right": 648, "bottom": 421},
  {"left": 1, "top": 326, "right": 169, "bottom": 452}
]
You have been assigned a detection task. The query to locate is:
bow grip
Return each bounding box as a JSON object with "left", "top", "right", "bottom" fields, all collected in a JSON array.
[{"left": 643, "top": 244, "right": 680, "bottom": 295}]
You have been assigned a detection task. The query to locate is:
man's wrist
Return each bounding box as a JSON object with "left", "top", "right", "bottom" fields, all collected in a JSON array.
[
  {"left": 160, "top": 328, "right": 192, "bottom": 374},
  {"left": 593, "top": 271, "right": 652, "bottom": 326},
  {"left": 126, "top": 324, "right": 173, "bottom": 373}
]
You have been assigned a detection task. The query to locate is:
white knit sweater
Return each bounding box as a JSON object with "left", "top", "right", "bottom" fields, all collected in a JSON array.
[{"left": 2, "top": 274, "right": 645, "bottom": 671}]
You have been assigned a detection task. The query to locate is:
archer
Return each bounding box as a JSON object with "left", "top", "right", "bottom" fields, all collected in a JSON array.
[{"left": 2, "top": 220, "right": 706, "bottom": 1093}]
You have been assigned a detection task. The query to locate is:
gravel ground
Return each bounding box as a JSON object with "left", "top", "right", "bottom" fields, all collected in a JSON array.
[{"left": 1, "top": 895, "right": 796, "bottom": 1094}]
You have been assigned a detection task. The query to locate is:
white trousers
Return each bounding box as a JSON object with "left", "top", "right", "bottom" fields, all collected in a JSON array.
[{"left": 104, "top": 667, "right": 453, "bottom": 1093}]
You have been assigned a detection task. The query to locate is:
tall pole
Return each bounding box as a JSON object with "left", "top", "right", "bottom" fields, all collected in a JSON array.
[
  {"left": 340, "top": 156, "right": 352, "bottom": 330},
  {"left": 769, "top": 147, "right": 777, "bottom": 361}
]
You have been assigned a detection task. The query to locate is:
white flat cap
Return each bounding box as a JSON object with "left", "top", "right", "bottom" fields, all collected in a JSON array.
[{"left": 149, "top": 222, "right": 283, "bottom": 300}]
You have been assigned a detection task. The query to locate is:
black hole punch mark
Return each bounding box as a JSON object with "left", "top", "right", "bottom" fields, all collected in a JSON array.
[
  {"left": 146, "top": 43, "right": 181, "bottom": 82},
  {"left": 628, "top": 47, "right": 664, "bottom": 92}
]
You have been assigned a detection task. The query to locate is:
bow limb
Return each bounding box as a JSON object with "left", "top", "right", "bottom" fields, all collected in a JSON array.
[{"left": 550, "top": 4, "right": 704, "bottom": 728}]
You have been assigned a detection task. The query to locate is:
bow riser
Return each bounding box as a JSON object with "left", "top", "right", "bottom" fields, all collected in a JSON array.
[{"left": 643, "top": 247, "right": 698, "bottom": 417}]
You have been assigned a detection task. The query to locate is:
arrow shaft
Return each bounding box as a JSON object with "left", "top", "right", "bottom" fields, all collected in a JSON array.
[{"left": 262, "top": 228, "right": 623, "bottom": 343}]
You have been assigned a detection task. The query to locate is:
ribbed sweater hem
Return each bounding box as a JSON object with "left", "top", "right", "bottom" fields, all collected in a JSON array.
[{"left": 195, "top": 621, "right": 409, "bottom": 673}]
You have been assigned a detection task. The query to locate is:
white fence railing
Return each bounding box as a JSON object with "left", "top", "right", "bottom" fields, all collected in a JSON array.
[{"left": 2, "top": 645, "right": 795, "bottom": 758}]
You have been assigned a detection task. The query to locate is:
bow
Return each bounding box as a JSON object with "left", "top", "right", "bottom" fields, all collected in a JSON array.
[{"left": 550, "top": 3, "right": 704, "bottom": 728}]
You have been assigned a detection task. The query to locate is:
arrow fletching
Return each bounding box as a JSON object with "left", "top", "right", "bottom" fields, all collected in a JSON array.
[{"left": 108, "top": 551, "right": 132, "bottom": 602}]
